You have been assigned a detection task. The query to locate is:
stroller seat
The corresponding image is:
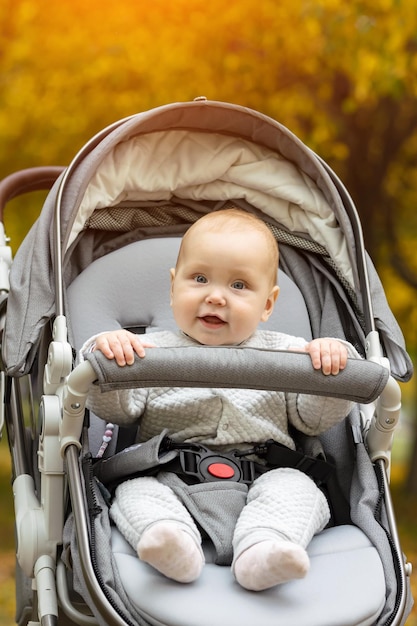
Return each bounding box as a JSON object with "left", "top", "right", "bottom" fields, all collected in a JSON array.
[
  {"left": 65, "top": 236, "right": 386, "bottom": 626},
  {"left": 111, "top": 524, "right": 384, "bottom": 626},
  {"left": 3, "top": 100, "right": 413, "bottom": 626}
]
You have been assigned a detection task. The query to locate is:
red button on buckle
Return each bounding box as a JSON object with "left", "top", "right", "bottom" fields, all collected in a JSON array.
[{"left": 207, "top": 462, "right": 235, "bottom": 479}]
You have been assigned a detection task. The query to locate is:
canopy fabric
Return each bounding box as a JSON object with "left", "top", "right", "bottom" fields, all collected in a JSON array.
[{"left": 3, "top": 100, "right": 413, "bottom": 381}]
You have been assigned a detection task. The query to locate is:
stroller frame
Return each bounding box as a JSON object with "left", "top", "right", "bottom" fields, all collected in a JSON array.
[{"left": 0, "top": 100, "right": 413, "bottom": 626}]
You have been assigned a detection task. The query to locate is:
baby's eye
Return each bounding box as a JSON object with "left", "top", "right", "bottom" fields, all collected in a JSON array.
[
  {"left": 232, "top": 281, "right": 246, "bottom": 290},
  {"left": 194, "top": 275, "right": 208, "bottom": 284}
]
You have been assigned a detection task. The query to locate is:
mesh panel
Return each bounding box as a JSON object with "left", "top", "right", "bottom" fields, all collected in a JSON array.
[
  {"left": 86, "top": 203, "right": 204, "bottom": 231},
  {"left": 268, "top": 224, "right": 327, "bottom": 255},
  {"left": 269, "top": 224, "right": 357, "bottom": 307},
  {"left": 85, "top": 202, "right": 358, "bottom": 309}
]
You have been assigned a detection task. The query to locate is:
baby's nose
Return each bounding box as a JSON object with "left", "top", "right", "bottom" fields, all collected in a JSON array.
[{"left": 205, "top": 288, "right": 226, "bottom": 305}]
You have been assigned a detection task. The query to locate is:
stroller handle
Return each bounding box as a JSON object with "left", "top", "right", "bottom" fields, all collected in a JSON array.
[
  {"left": 60, "top": 348, "right": 389, "bottom": 455},
  {"left": 84, "top": 346, "right": 389, "bottom": 404},
  {"left": 0, "top": 167, "right": 65, "bottom": 219}
]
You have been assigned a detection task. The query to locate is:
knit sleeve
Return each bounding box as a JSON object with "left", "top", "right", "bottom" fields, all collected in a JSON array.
[
  {"left": 252, "top": 330, "right": 361, "bottom": 436},
  {"left": 79, "top": 332, "right": 151, "bottom": 425},
  {"left": 286, "top": 339, "right": 362, "bottom": 435},
  {"left": 79, "top": 329, "right": 189, "bottom": 424}
]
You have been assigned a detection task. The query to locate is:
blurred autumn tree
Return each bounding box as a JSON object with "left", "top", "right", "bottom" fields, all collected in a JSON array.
[{"left": 1, "top": 0, "right": 417, "bottom": 480}]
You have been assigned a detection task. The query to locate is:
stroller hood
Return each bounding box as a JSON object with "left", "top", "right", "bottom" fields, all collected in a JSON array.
[{"left": 2, "top": 100, "right": 413, "bottom": 381}]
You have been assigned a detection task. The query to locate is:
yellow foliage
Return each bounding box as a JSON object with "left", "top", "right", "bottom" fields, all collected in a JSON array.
[
  {"left": 1, "top": 0, "right": 417, "bottom": 350},
  {"left": 0, "top": 0, "right": 415, "bottom": 161}
]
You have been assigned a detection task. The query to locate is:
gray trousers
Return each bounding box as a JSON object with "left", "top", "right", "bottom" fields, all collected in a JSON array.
[{"left": 110, "top": 467, "right": 330, "bottom": 566}]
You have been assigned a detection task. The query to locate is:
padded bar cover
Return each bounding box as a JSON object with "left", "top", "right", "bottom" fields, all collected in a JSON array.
[{"left": 86, "top": 347, "right": 388, "bottom": 404}]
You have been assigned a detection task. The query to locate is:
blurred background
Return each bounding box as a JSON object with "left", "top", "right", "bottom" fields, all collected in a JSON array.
[{"left": 0, "top": 0, "right": 416, "bottom": 623}]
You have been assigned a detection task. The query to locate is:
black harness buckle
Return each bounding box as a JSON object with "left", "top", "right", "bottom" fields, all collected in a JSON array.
[{"left": 176, "top": 444, "right": 256, "bottom": 485}]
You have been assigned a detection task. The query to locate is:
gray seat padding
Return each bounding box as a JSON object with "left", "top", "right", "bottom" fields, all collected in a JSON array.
[
  {"left": 112, "top": 524, "right": 385, "bottom": 626},
  {"left": 67, "top": 237, "right": 312, "bottom": 351}
]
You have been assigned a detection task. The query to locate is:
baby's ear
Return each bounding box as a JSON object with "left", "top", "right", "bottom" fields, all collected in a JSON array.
[
  {"left": 169, "top": 268, "right": 176, "bottom": 304},
  {"left": 261, "top": 285, "right": 279, "bottom": 322}
]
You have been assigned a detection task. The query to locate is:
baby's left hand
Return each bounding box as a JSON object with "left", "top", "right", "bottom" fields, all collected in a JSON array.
[{"left": 305, "top": 338, "right": 348, "bottom": 376}]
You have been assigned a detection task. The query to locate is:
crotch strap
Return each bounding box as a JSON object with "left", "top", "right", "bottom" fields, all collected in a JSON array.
[{"left": 158, "top": 471, "right": 248, "bottom": 565}]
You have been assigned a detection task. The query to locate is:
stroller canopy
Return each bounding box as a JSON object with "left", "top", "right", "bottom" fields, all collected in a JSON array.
[{"left": 3, "top": 100, "right": 412, "bottom": 381}]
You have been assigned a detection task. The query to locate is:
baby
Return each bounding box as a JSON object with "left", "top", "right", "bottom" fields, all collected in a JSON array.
[{"left": 83, "top": 208, "right": 359, "bottom": 590}]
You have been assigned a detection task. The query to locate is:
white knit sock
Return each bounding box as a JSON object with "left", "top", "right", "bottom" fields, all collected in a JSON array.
[
  {"left": 137, "top": 521, "right": 204, "bottom": 583},
  {"left": 234, "top": 539, "right": 309, "bottom": 591}
]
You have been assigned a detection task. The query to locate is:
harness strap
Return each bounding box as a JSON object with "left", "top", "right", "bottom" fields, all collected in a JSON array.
[
  {"left": 93, "top": 431, "right": 335, "bottom": 490},
  {"left": 256, "top": 439, "right": 335, "bottom": 484},
  {"left": 93, "top": 429, "right": 177, "bottom": 487}
]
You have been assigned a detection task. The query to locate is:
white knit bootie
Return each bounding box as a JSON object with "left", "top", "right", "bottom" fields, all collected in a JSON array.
[
  {"left": 137, "top": 521, "right": 204, "bottom": 583},
  {"left": 234, "top": 539, "right": 309, "bottom": 591}
]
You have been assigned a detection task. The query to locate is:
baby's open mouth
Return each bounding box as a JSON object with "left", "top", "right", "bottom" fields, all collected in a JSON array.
[{"left": 199, "top": 315, "right": 226, "bottom": 327}]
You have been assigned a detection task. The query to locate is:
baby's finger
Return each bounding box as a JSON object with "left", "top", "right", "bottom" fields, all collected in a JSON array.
[
  {"left": 307, "top": 342, "right": 324, "bottom": 371},
  {"left": 93, "top": 335, "right": 116, "bottom": 360},
  {"left": 320, "top": 345, "right": 333, "bottom": 376},
  {"left": 129, "top": 335, "right": 150, "bottom": 360},
  {"left": 138, "top": 339, "right": 156, "bottom": 351},
  {"left": 107, "top": 337, "right": 131, "bottom": 366},
  {"left": 329, "top": 343, "right": 348, "bottom": 375},
  {"left": 309, "top": 338, "right": 334, "bottom": 375}
]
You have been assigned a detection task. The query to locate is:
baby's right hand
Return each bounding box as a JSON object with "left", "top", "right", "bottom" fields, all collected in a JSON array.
[{"left": 93, "top": 330, "right": 155, "bottom": 366}]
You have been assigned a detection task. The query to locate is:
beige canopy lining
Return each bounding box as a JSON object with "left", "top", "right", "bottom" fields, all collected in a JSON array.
[{"left": 71, "top": 130, "right": 353, "bottom": 287}]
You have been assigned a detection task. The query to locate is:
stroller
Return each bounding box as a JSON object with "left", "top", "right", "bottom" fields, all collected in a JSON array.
[{"left": 0, "top": 99, "right": 414, "bottom": 626}]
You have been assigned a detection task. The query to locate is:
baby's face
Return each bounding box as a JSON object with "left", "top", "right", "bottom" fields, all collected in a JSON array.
[{"left": 170, "top": 227, "right": 279, "bottom": 346}]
